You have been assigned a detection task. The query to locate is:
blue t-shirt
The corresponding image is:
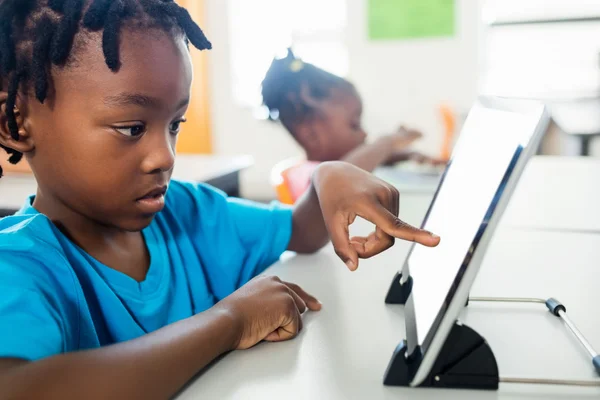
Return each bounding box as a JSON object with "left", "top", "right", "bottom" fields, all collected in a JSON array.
[{"left": 0, "top": 180, "right": 292, "bottom": 361}]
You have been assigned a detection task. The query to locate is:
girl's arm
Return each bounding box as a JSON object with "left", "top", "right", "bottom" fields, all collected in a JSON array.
[{"left": 342, "top": 128, "right": 422, "bottom": 172}]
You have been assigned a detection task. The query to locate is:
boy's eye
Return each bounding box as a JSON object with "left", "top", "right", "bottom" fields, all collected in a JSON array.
[
  {"left": 114, "top": 124, "right": 146, "bottom": 138},
  {"left": 169, "top": 118, "right": 187, "bottom": 135}
]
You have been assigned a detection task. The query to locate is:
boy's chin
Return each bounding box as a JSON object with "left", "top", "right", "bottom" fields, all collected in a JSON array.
[{"left": 119, "top": 214, "right": 157, "bottom": 232}]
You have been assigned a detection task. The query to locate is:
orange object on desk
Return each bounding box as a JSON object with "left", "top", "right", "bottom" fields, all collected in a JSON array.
[{"left": 439, "top": 104, "right": 456, "bottom": 161}]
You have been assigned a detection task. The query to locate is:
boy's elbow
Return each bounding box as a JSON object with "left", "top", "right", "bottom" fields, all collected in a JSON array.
[{"left": 297, "top": 237, "right": 330, "bottom": 254}]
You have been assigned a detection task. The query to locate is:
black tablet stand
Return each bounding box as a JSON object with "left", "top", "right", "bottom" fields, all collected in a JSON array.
[
  {"left": 384, "top": 271, "right": 496, "bottom": 389},
  {"left": 384, "top": 271, "right": 412, "bottom": 305},
  {"left": 384, "top": 270, "right": 600, "bottom": 389},
  {"left": 383, "top": 322, "right": 499, "bottom": 390}
]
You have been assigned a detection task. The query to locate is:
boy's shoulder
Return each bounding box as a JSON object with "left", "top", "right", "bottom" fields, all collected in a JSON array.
[
  {"left": 0, "top": 213, "right": 69, "bottom": 291},
  {"left": 0, "top": 212, "right": 59, "bottom": 252}
]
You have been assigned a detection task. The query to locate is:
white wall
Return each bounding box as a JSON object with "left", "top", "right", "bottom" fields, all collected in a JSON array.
[{"left": 205, "top": 0, "right": 482, "bottom": 200}]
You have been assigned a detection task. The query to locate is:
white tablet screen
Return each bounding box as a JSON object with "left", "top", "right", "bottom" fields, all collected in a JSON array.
[{"left": 408, "top": 104, "right": 539, "bottom": 347}]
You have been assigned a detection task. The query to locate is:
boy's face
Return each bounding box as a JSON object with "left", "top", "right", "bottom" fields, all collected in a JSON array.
[
  {"left": 299, "top": 88, "right": 367, "bottom": 161},
  {"left": 20, "top": 29, "right": 193, "bottom": 231}
]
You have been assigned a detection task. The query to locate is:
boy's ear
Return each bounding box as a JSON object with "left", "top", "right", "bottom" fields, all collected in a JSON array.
[{"left": 0, "top": 91, "right": 35, "bottom": 155}]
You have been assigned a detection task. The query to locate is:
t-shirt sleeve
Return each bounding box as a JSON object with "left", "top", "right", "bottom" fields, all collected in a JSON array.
[
  {"left": 165, "top": 181, "right": 293, "bottom": 300},
  {"left": 0, "top": 254, "right": 68, "bottom": 361}
]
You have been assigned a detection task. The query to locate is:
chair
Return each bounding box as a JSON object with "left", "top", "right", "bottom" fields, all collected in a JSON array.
[{"left": 271, "top": 157, "right": 319, "bottom": 205}]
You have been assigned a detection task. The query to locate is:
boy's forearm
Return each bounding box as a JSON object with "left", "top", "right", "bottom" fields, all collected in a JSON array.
[
  {"left": 0, "top": 307, "right": 238, "bottom": 400},
  {"left": 288, "top": 163, "right": 340, "bottom": 254},
  {"left": 288, "top": 182, "right": 329, "bottom": 254},
  {"left": 342, "top": 137, "right": 393, "bottom": 172}
]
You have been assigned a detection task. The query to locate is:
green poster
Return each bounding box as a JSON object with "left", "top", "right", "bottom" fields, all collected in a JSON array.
[{"left": 369, "top": 0, "right": 455, "bottom": 40}]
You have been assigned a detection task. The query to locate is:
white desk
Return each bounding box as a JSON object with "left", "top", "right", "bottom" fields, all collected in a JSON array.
[
  {"left": 375, "top": 165, "right": 442, "bottom": 195},
  {"left": 179, "top": 224, "right": 600, "bottom": 399},
  {"left": 378, "top": 156, "right": 600, "bottom": 233},
  {"left": 500, "top": 156, "right": 600, "bottom": 233},
  {"left": 0, "top": 154, "right": 253, "bottom": 216}
]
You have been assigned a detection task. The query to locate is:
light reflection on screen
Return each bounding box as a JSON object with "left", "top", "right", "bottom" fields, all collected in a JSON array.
[{"left": 409, "top": 105, "right": 538, "bottom": 345}]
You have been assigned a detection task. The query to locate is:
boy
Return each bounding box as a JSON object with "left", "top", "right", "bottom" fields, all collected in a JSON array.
[{"left": 0, "top": 1, "right": 439, "bottom": 398}]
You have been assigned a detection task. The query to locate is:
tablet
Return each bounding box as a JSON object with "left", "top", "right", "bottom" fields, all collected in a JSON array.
[{"left": 402, "top": 97, "right": 550, "bottom": 387}]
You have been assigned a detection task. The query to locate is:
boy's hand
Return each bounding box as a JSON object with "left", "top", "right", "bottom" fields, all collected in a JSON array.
[
  {"left": 313, "top": 162, "right": 440, "bottom": 271},
  {"left": 219, "top": 276, "right": 321, "bottom": 350}
]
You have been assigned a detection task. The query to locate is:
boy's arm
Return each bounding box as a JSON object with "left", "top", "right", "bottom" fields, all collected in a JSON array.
[
  {"left": 0, "top": 308, "right": 237, "bottom": 400},
  {"left": 0, "top": 277, "right": 321, "bottom": 400},
  {"left": 288, "top": 162, "right": 439, "bottom": 268}
]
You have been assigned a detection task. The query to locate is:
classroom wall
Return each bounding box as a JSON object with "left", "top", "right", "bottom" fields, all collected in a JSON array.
[
  {"left": 204, "top": 0, "right": 482, "bottom": 200},
  {"left": 176, "top": 0, "right": 213, "bottom": 154}
]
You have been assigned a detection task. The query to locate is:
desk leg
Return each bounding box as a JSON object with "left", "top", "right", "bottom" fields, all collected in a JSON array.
[
  {"left": 581, "top": 136, "right": 591, "bottom": 156},
  {"left": 204, "top": 172, "right": 241, "bottom": 198},
  {"left": 0, "top": 208, "right": 15, "bottom": 218}
]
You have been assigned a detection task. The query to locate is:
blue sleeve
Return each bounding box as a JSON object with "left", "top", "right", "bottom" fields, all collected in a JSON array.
[
  {"left": 0, "top": 253, "right": 71, "bottom": 361},
  {"left": 165, "top": 180, "right": 293, "bottom": 299}
]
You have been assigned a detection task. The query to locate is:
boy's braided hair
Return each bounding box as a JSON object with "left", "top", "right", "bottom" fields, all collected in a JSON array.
[{"left": 0, "top": 0, "right": 211, "bottom": 177}]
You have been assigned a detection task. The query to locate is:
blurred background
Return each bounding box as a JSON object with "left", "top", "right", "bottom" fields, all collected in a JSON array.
[
  {"left": 208, "top": 0, "right": 600, "bottom": 200},
  {"left": 2, "top": 0, "right": 600, "bottom": 202}
]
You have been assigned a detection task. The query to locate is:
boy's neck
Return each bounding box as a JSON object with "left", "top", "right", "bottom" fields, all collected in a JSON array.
[
  {"left": 33, "top": 190, "right": 148, "bottom": 255},
  {"left": 32, "top": 188, "right": 149, "bottom": 280}
]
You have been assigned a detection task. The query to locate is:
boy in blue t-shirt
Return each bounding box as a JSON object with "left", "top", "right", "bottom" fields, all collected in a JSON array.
[{"left": 0, "top": 1, "right": 439, "bottom": 398}]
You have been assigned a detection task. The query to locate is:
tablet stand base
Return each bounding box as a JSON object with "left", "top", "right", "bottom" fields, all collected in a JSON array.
[
  {"left": 384, "top": 322, "right": 499, "bottom": 390},
  {"left": 384, "top": 272, "right": 412, "bottom": 305}
]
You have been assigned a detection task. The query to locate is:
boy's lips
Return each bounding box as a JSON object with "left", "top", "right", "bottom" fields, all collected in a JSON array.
[
  {"left": 136, "top": 185, "right": 168, "bottom": 214},
  {"left": 138, "top": 186, "right": 168, "bottom": 200}
]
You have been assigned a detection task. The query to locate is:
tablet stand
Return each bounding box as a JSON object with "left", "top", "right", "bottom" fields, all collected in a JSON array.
[
  {"left": 383, "top": 322, "right": 499, "bottom": 389},
  {"left": 384, "top": 271, "right": 412, "bottom": 305},
  {"left": 384, "top": 295, "right": 600, "bottom": 390}
]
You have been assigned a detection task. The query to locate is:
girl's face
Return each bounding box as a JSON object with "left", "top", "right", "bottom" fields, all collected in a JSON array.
[
  {"left": 17, "top": 28, "right": 193, "bottom": 231},
  {"left": 297, "top": 87, "right": 368, "bottom": 162}
]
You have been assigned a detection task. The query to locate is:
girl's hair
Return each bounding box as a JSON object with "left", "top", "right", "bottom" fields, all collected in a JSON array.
[
  {"left": 261, "top": 48, "right": 352, "bottom": 125},
  {"left": 0, "top": 0, "right": 211, "bottom": 178}
]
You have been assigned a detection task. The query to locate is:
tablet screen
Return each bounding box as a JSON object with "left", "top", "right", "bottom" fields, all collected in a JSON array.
[{"left": 407, "top": 103, "right": 541, "bottom": 352}]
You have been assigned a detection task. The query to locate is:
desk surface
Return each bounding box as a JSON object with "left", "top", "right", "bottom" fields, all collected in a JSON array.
[
  {"left": 0, "top": 154, "right": 253, "bottom": 212},
  {"left": 179, "top": 224, "right": 600, "bottom": 400},
  {"left": 379, "top": 156, "right": 600, "bottom": 233},
  {"left": 375, "top": 164, "right": 442, "bottom": 194},
  {"left": 500, "top": 156, "right": 600, "bottom": 232}
]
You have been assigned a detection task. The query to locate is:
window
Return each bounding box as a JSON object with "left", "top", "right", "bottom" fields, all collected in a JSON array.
[
  {"left": 480, "top": 0, "right": 600, "bottom": 98},
  {"left": 228, "top": 0, "right": 348, "bottom": 110}
]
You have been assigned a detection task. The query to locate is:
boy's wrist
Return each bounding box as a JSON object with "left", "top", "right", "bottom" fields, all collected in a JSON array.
[
  {"left": 312, "top": 161, "right": 344, "bottom": 191},
  {"left": 201, "top": 305, "right": 244, "bottom": 353}
]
